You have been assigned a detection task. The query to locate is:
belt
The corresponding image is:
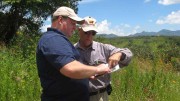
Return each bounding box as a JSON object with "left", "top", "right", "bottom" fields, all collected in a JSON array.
[{"left": 89, "top": 87, "right": 107, "bottom": 96}]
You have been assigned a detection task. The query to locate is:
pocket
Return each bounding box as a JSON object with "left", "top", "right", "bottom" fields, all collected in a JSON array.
[
  {"left": 106, "top": 84, "right": 112, "bottom": 95},
  {"left": 94, "top": 59, "right": 106, "bottom": 65}
]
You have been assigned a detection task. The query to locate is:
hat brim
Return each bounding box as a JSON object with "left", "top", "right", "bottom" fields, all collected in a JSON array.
[
  {"left": 69, "top": 16, "right": 84, "bottom": 24},
  {"left": 82, "top": 26, "right": 98, "bottom": 33}
]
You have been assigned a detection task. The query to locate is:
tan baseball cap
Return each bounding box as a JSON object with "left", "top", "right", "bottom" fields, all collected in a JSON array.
[
  {"left": 53, "top": 6, "right": 84, "bottom": 22},
  {"left": 81, "top": 16, "right": 98, "bottom": 33}
]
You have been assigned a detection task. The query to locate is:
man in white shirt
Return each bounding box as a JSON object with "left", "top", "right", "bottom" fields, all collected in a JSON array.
[{"left": 74, "top": 16, "right": 133, "bottom": 101}]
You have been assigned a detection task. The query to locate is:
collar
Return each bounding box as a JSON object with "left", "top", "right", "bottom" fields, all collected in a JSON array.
[
  {"left": 47, "top": 28, "right": 66, "bottom": 37},
  {"left": 76, "top": 41, "right": 96, "bottom": 50}
]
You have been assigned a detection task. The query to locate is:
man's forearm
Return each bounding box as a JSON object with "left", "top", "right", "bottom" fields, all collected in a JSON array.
[{"left": 60, "top": 60, "right": 109, "bottom": 79}]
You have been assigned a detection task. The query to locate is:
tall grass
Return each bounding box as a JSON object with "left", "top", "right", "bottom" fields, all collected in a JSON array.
[
  {"left": 110, "top": 58, "right": 180, "bottom": 101},
  {"left": 0, "top": 36, "right": 180, "bottom": 101},
  {"left": 0, "top": 34, "right": 41, "bottom": 101},
  {"left": 0, "top": 47, "right": 41, "bottom": 101}
]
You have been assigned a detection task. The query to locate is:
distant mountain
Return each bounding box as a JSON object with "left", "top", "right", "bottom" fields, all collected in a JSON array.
[
  {"left": 130, "top": 29, "right": 180, "bottom": 36},
  {"left": 96, "top": 33, "right": 119, "bottom": 38}
]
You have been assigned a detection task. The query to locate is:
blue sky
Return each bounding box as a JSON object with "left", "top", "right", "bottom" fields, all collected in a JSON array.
[{"left": 42, "top": 0, "right": 180, "bottom": 36}]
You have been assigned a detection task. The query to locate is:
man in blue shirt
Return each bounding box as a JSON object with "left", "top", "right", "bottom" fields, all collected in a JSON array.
[{"left": 36, "top": 6, "right": 110, "bottom": 101}]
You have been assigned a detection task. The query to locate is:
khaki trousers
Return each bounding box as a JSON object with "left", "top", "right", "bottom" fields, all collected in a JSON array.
[{"left": 90, "top": 91, "right": 109, "bottom": 101}]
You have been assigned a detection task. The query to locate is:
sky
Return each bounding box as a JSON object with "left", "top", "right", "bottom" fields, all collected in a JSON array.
[{"left": 41, "top": 0, "right": 180, "bottom": 36}]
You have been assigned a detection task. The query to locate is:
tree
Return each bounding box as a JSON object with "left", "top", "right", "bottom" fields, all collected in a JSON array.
[{"left": 0, "top": 0, "right": 81, "bottom": 44}]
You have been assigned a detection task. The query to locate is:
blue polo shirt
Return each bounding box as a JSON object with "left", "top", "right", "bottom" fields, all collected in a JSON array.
[{"left": 36, "top": 28, "right": 89, "bottom": 101}]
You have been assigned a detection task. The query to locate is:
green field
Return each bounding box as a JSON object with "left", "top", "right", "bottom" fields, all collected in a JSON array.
[{"left": 0, "top": 36, "right": 180, "bottom": 101}]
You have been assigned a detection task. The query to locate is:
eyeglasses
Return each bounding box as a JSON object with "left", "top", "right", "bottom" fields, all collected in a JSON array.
[{"left": 84, "top": 31, "right": 96, "bottom": 36}]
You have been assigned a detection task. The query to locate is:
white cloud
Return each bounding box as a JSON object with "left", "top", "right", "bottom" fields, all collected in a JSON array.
[
  {"left": 79, "top": 0, "right": 100, "bottom": 4},
  {"left": 134, "top": 25, "right": 141, "bottom": 30},
  {"left": 156, "top": 10, "right": 180, "bottom": 24},
  {"left": 121, "top": 24, "right": 131, "bottom": 28},
  {"left": 131, "top": 25, "right": 141, "bottom": 34},
  {"left": 96, "top": 20, "right": 116, "bottom": 34},
  {"left": 96, "top": 20, "right": 141, "bottom": 36},
  {"left": 158, "top": 0, "right": 180, "bottom": 5},
  {"left": 144, "top": 0, "right": 151, "bottom": 3}
]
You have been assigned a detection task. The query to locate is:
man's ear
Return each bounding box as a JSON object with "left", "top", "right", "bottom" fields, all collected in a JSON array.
[{"left": 58, "top": 16, "right": 63, "bottom": 25}]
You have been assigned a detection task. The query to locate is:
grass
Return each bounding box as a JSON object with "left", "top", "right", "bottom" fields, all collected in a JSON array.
[
  {"left": 0, "top": 36, "right": 180, "bottom": 101},
  {"left": 0, "top": 48, "right": 41, "bottom": 101},
  {"left": 109, "top": 58, "right": 180, "bottom": 101}
]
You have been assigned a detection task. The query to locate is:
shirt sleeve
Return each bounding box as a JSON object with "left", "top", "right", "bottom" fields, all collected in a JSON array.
[
  {"left": 101, "top": 43, "right": 133, "bottom": 67},
  {"left": 118, "top": 48, "right": 133, "bottom": 67},
  {"left": 101, "top": 43, "right": 121, "bottom": 57},
  {"left": 41, "top": 36, "right": 75, "bottom": 70}
]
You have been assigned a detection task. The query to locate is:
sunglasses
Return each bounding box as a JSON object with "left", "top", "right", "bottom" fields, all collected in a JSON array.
[{"left": 84, "top": 31, "right": 96, "bottom": 36}]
